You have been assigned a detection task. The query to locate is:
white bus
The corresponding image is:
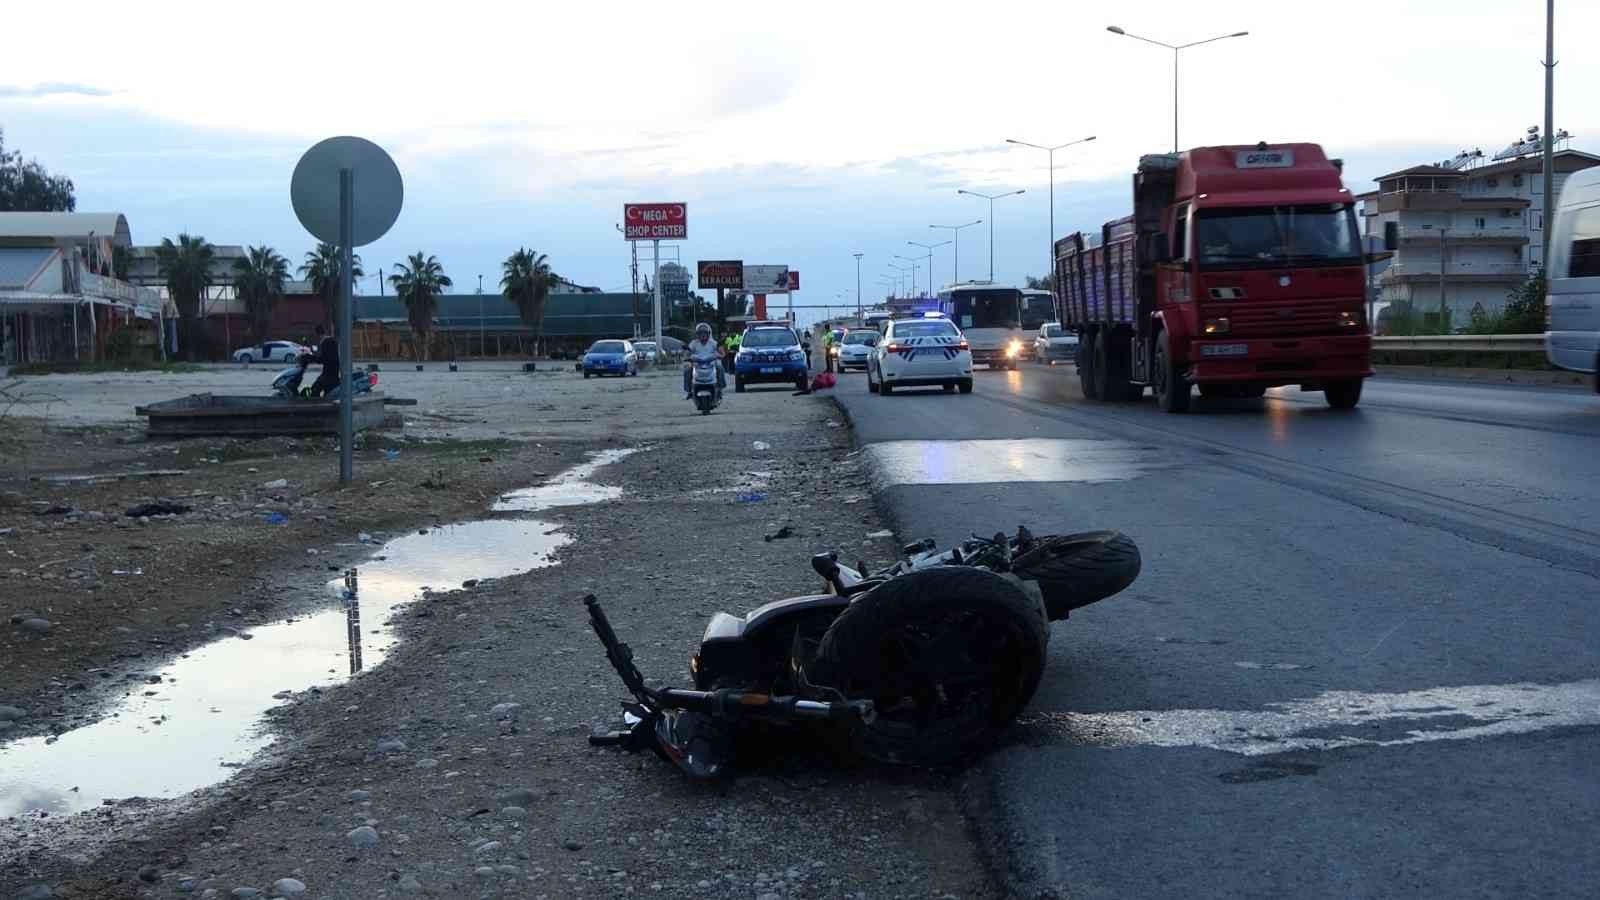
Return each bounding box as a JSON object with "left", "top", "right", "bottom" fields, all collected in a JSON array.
[
  {"left": 1547, "top": 166, "right": 1600, "bottom": 384},
  {"left": 937, "top": 282, "right": 1024, "bottom": 369}
]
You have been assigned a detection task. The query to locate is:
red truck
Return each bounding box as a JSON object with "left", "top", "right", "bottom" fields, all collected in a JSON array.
[{"left": 1054, "top": 142, "right": 1372, "bottom": 412}]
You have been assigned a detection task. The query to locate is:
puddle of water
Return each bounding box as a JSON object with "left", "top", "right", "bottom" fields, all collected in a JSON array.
[
  {"left": 1035, "top": 679, "right": 1600, "bottom": 757},
  {"left": 0, "top": 491, "right": 606, "bottom": 819},
  {"left": 866, "top": 438, "right": 1167, "bottom": 487},
  {"left": 493, "top": 448, "right": 639, "bottom": 511}
]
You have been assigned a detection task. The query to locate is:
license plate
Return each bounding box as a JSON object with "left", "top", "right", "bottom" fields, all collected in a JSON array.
[
  {"left": 1201, "top": 343, "right": 1249, "bottom": 357},
  {"left": 760, "top": 367, "right": 781, "bottom": 374}
]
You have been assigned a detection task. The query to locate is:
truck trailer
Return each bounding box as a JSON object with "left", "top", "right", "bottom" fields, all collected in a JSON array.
[{"left": 1055, "top": 142, "right": 1373, "bottom": 412}]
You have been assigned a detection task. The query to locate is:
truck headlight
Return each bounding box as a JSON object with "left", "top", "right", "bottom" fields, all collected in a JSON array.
[
  {"left": 1203, "top": 317, "right": 1231, "bottom": 335},
  {"left": 1338, "top": 311, "right": 1361, "bottom": 328},
  {"left": 1006, "top": 340, "right": 1021, "bottom": 358}
]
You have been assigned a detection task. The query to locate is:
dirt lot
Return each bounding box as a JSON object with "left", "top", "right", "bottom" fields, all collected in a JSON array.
[{"left": 0, "top": 366, "right": 995, "bottom": 899}]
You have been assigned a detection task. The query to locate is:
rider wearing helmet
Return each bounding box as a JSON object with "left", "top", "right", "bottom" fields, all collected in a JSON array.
[{"left": 684, "top": 323, "right": 725, "bottom": 399}]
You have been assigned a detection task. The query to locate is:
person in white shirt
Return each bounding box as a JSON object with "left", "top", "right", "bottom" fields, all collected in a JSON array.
[{"left": 683, "top": 322, "right": 725, "bottom": 399}]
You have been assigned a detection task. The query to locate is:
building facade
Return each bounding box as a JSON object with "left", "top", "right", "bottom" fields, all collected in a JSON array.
[{"left": 1360, "top": 139, "right": 1600, "bottom": 327}]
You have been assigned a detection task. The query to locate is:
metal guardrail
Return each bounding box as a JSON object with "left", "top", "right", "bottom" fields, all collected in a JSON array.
[{"left": 1371, "top": 334, "right": 1545, "bottom": 352}]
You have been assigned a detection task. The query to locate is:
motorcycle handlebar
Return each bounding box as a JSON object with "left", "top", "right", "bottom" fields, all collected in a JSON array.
[{"left": 585, "top": 595, "right": 651, "bottom": 701}]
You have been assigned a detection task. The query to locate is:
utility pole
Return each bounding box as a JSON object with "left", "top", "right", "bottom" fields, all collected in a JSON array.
[
  {"left": 476, "top": 274, "right": 484, "bottom": 358},
  {"left": 1106, "top": 26, "right": 1248, "bottom": 152},
  {"left": 931, "top": 220, "right": 982, "bottom": 285},
  {"left": 908, "top": 241, "right": 950, "bottom": 297},
  {"left": 853, "top": 252, "right": 864, "bottom": 319},
  {"left": 1006, "top": 136, "right": 1095, "bottom": 279},
  {"left": 652, "top": 240, "right": 663, "bottom": 352},
  {"left": 1542, "top": 0, "right": 1556, "bottom": 272},
  {"left": 958, "top": 190, "right": 1025, "bottom": 281}
]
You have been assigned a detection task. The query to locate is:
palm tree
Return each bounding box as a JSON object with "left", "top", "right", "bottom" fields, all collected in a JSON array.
[
  {"left": 298, "top": 242, "right": 364, "bottom": 329},
  {"left": 233, "top": 245, "right": 290, "bottom": 346},
  {"left": 500, "top": 247, "right": 558, "bottom": 356},
  {"left": 155, "top": 234, "right": 215, "bottom": 360},
  {"left": 390, "top": 252, "right": 452, "bottom": 360}
]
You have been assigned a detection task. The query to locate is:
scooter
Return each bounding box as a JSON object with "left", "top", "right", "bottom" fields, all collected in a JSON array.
[
  {"left": 271, "top": 353, "right": 378, "bottom": 400},
  {"left": 689, "top": 355, "right": 722, "bottom": 415},
  {"left": 587, "top": 527, "right": 1140, "bottom": 778}
]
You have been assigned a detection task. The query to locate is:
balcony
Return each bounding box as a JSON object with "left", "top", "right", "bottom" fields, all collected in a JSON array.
[
  {"left": 1394, "top": 227, "right": 1528, "bottom": 247},
  {"left": 80, "top": 271, "right": 163, "bottom": 313},
  {"left": 1380, "top": 262, "right": 1529, "bottom": 285}
]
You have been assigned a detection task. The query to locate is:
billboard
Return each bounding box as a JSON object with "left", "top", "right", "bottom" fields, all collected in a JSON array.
[
  {"left": 623, "top": 202, "right": 687, "bottom": 240},
  {"left": 659, "top": 262, "right": 691, "bottom": 307},
  {"left": 744, "top": 265, "right": 790, "bottom": 294},
  {"left": 697, "top": 260, "right": 744, "bottom": 289},
  {"left": 786, "top": 270, "right": 800, "bottom": 291}
]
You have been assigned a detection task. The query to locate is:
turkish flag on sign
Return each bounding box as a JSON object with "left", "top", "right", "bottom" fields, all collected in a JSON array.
[
  {"left": 786, "top": 271, "right": 800, "bottom": 291},
  {"left": 753, "top": 294, "right": 768, "bottom": 318}
]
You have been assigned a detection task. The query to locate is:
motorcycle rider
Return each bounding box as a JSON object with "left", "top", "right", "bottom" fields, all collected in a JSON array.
[
  {"left": 308, "top": 324, "right": 340, "bottom": 398},
  {"left": 683, "top": 323, "right": 725, "bottom": 400}
]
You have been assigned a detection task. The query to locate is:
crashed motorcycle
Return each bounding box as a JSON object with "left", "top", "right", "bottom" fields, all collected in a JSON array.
[{"left": 586, "top": 527, "right": 1140, "bottom": 778}]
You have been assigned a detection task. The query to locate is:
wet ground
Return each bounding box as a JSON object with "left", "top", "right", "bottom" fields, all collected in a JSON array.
[{"left": 834, "top": 365, "right": 1600, "bottom": 898}]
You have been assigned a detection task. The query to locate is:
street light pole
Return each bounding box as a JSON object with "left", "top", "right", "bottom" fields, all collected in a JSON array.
[
  {"left": 930, "top": 220, "right": 982, "bottom": 285},
  {"left": 1006, "top": 136, "right": 1095, "bottom": 279},
  {"left": 1106, "top": 25, "right": 1248, "bottom": 152},
  {"left": 853, "top": 252, "right": 864, "bottom": 319},
  {"left": 907, "top": 240, "right": 950, "bottom": 296},
  {"left": 958, "top": 189, "right": 1025, "bottom": 282},
  {"left": 1542, "top": 0, "right": 1556, "bottom": 272},
  {"left": 892, "top": 258, "right": 923, "bottom": 297}
]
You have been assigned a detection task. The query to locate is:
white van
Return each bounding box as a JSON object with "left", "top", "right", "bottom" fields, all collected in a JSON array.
[{"left": 1546, "top": 167, "right": 1600, "bottom": 380}]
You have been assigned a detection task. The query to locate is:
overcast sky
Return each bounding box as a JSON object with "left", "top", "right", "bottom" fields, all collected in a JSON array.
[{"left": 4, "top": 0, "right": 1594, "bottom": 325}]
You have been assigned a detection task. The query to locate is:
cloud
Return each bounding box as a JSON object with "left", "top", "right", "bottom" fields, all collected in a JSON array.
[{"left": 0, "top": 82, "right": 113, "bottom": 99}]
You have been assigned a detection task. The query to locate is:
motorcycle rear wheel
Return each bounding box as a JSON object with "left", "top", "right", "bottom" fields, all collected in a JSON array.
[
  {"left": 813, "top": 567, "right": 1045, "bottom": 767},
  {"left": 1010, "top": 531, "right": 1142, "bottom": 620}
]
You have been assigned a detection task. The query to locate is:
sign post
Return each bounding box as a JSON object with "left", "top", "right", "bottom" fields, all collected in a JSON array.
[
  {"left": 291, "top": 136, "right": 403, "bottom": 484},
  {"left": 624, "top": 203, "right": 687, "bottom": 351}
]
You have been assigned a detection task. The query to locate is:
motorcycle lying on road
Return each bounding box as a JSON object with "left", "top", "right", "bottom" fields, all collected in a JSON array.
[
  {"left": 271, "top": 353, "right": 378, "bottom": 401},
  {"left": 586, "top": 526, "right": 1140, "bottom": 778}
]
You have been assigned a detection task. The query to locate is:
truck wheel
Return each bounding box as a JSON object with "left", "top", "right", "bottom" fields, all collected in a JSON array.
[
  {"left": 1240, "top": 384, "right": 1267, "bottom": 398},
  {"left": 959, "top": 379, "right": 973, "bottom": 394},
  {"left": 1096, "top": 333, "right": 1135, "bottom": 402},
  {"left": 813, "top": 567, "right": 1047, "bottom": 766},
  {"left": 1154, "top": 330, "right": 1191, "bottom": 413},
  {"left": 1081, "top": 333, "right": 1103, "bottom": 400},
  {"left": 1325, "top": 379, "right": 1362, "bottom": 409}
]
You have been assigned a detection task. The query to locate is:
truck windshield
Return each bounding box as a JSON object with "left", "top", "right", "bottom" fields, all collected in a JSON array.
[
  {"left": 945, "top": 289, "right": 1021, "bottom": 329},
  {"left": 1195, "top": 204, "right": 1359, "bottom": 268}
]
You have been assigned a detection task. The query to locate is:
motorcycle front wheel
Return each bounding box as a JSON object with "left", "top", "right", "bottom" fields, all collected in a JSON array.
[
  {"left": 1010, "top": 531, "right": 1142, "bottom": 620},
  {"left": 812, "top": 567, "right": 1046, "bottom": 767}
]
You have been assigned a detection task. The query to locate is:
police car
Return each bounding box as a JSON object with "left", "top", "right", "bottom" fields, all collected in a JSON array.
[
  {"left": 866, "top": 313, "right": 974, "bottom": 395},
  {"left": 733, "top": 321, "right": 810, "bottom": 393}
]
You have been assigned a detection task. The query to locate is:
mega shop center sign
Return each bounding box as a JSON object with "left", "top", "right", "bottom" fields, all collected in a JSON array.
[{"left": 623, "top": 203, "right": 687, "bottom": 240}]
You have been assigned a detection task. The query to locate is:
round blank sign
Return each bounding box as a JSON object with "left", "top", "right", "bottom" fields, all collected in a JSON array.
[{"left": 290, "top": 136, "right": 403, "bottom": 247}]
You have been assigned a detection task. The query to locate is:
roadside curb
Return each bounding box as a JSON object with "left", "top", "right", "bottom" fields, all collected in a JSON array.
[{"left": 1374, "top": 364, "right": 1592, "bottom": 390}]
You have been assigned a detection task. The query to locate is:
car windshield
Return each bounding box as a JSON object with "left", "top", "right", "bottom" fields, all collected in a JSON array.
[
  {"left": 1041, "top": 324, "right": 1062, "bottom": 338},
  {"left": 634, "top": 342, "right": 655, "bottom": 351},
  {"left": 844, "top": 332, "right": 877, "bottom": 346},
  {"left": 589, "top": 341, "right": 627, "bottom": 354},
  {"left": 742, "top": 328, "right": 797, "bottom": 348},
  {"left": 1194, "top": 204, "right": 1360, "bottom": 268},
  {"left": 893, "top": 321, "right": 960, "bottom": 338}
]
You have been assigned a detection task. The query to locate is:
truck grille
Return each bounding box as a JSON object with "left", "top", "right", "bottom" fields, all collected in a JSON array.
[{"left": 1216, "top": 299, "right": 1356, "bottom": 337}]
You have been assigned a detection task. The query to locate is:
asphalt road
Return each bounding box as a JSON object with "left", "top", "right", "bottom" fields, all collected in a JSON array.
[{"left": 832, "top": 364, "right": 1600, "bottom": 898}]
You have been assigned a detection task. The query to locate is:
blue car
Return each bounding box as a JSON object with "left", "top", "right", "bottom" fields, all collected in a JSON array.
[
  {"left": 582, "top": 339, "right": 639, "bottom": 378},
  {"left": 733, "top": 324, "right": 810, "bottom": 393}
]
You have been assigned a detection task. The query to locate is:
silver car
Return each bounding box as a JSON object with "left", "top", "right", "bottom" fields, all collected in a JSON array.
[
  {"left": 1032, "top": 323, "right": 1078, "bottom": 365},
  {"left": 834, "top": 330, "right": 880, "bottom": 371}
]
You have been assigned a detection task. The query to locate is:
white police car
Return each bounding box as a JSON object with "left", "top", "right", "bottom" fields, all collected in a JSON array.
[{"left": 866, "top": 314, "right": 973, "bottom": 395}]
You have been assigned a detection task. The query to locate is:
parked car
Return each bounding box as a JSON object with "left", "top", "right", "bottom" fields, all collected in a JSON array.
[
  {"left": 632, "top": 341, "right": 660, "bottom": 364},
  {"left": 1032, "top": 322, "right": 1078, "bottom": 365},
  {"left": 867, "top": 314, "right": 973, "bottom": 395},
  {"left": 233, "top": 340, "right": 308, "bottom": 364},
  {"left": 835, "top": 329, "right": 880, "bottom": 371},
  {"left": 733, "top": 322, "right": 809, "bottom": 392},
  {"left": 582, "top": 339, "right": 639, "bottom": 378}
]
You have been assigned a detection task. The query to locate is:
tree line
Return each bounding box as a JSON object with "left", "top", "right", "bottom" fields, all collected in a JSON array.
[{"left": 152, "top": 236, "right": 561, "bottom": 360}]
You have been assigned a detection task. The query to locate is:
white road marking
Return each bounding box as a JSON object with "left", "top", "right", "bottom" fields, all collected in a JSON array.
[{"left": 1038, "top": 679, "right": 1600, "bottom": 756}]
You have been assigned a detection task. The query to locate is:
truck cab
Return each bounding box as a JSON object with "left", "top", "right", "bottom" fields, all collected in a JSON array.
[{"left": 1058, "top": 142, "right": 1373, "bottom": 412}]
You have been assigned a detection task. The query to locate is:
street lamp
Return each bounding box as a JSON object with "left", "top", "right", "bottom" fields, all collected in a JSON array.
[
  {"left": 877, "top": 276, "right": 897, "bottom": 300},
  {"left": 852, "top": 252, "right": 864, "bottom": 319},
  {"left": 957, "top": 189, "right": 1026, "bottom": 282},
  {"left": 1005, "top": 135, "right": 1095, "bottom": 278},
  {"left": 930, "top": 220, "right": 982, "bottom": 285},
  {"left": 907, "top": 240, "right": 951, "bottom": 296},
  {"left": 1106, "top": 25, "right": 1248, "bottom": 152},
  {"left": 891, "top": 259, "right": 921, "bottom": 298},
  {"left": 886, "top": 265, "right": 912, "bottom": 298}
]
